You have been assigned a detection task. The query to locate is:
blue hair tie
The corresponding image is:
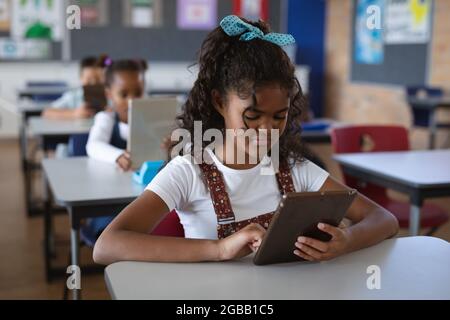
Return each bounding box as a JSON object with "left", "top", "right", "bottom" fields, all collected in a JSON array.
[{"left": 220, "top": 15, "right": 295, "bottom": 47}]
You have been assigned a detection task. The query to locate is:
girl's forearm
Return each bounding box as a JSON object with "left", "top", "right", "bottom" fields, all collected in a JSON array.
[
  {"left": 42, "top": 108, "right": 77, "bottom": 120},
  {"left": 345, "top": 208, "right": 399, "bottom": 254},
  {"left": 93, "top": 230, "right": 220, "bottom": 265}
]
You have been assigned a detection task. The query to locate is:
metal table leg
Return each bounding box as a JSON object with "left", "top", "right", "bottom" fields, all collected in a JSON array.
[
  {"left": 428, "top": 108, "right": 437, "bottom": 149},
  {"left": 409, "top": 204, "right": 421, "bottom": 236},
  {"left": 69, "top": 206, "right": 81, "bottom": 300}
]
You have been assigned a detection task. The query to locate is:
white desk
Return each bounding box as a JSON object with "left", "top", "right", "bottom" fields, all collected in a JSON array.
[
  {"left": 105, "top": 236, "right": 450, "bottom": 300},
  {"left": 334, "top": 150, "right": 450, "bottom": 235},
  {"left": 43, "top": 157, "right": 143, "bottom": 206},
  {"left": 18, "top": 100, "right": 49, "bottom": 114},
  {"left": 42, "top": 158, "right": 145, "bottom": 299},
  {"left": 28, "top": 116, "right": 93, "bottom": 137},
  {"left": 22, "top": 117, "right": 93, "bottom": 217}
]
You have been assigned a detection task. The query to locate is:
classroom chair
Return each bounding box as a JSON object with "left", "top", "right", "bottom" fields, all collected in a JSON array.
[
  {"left": 406, "top": 86, "right": 450, "bottom": 149},
  {"left": 26, "top": 81, "right": 67, "bottom": 88},
  {"left": 406, "top": 86, "right": 443, "bottom": 127},
  {"left": 68, "top": 133, "right": 89, "bottom": 157},
  {"left": 25, "top": 81, "right": 67, "bottom": 102},
  {"left": 331, "top": 125, "right": 448, "bottom": 235}
]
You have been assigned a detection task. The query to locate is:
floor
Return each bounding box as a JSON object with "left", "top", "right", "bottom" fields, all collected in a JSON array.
[
  {"left": 0, "top": 137, "right": 449, "bottom": 300},
  {"left": 0, "top": 139, "right": 109, "bottom": 299}
]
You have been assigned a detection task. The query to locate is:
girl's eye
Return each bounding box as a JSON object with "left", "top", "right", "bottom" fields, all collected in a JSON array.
[
  {"left": 274, "top": 114, "right": 288, "bottom": 120},
  {"left": 244, "top": 115, "right": 260, "bottom": 121}
]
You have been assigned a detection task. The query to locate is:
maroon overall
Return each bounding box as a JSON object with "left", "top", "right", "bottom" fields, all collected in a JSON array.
[{"left": 198, "top": 162, "right": 295, "bottom": 239}]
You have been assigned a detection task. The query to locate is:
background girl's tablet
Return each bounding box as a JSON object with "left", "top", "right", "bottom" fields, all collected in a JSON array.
[
  {"left": 254, "top": 190, "right": 357, "bottom": 266},
  {"left": 83, "top": 84, "right": 107, "bottom": 112},
  {"left": 128, "top": 96, "right": 181, "bottom": 169}
]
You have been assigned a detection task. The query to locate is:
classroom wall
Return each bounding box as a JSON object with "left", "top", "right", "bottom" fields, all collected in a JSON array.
[
  {"left": 324, "top": 0, "right": 450, "bottom": 148},
  {"left": 288, "top": 0, "right": 326, "bottom": 117}
]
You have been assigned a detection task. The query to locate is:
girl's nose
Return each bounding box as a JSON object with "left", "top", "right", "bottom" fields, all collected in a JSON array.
[{"left": 258, "top": 118, "right": 276, "bottom": 131}]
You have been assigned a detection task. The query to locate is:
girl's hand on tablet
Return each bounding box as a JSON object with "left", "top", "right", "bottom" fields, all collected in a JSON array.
[
  {"left": 293, "top": 223, "right": 352, "bottom": 262},
  {"left": 217, "top": 223, "right": 266, "bottom": 261},
  {"left": 116, "top": 151, "right": 132, "bottom": 172}
]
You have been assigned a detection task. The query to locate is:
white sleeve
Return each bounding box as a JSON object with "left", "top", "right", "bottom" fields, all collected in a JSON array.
[
  {"left": 51, "top": 89, "right": 80, "bottom": 109},
  {"left": 293, "top": 160, "right": 330, "bottom": 192},
  {"left": 86, "top": 112, "right": 124, "bottom": 164},
  {"left": 145, "top": 157, "right": 193, "bottom": 211},
  {"left": 51, "top": 91, "right": 73, "bottom": 109}
]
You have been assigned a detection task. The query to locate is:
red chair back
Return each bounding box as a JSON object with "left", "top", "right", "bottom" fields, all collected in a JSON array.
[
  {"left": 331, "top": 125, "right": 409, "bottom": 204},
  {"left": 151, "top": 210, "right": 185, "bottom": 237}
]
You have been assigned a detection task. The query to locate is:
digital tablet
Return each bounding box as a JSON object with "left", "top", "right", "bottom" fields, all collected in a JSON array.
[
  {"left": 83, "top": 84, "right": 107, "bottom": 112},
  {"left": 253, "top": 190, "right": 357, "bottom": 266},
  {"left": 128, "top": 96, "right": 181, "bottom": 169}
]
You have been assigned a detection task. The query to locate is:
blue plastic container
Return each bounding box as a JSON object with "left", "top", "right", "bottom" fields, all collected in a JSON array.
[{"left": 133, "top": 160, "right": 165, "bottom": 185}]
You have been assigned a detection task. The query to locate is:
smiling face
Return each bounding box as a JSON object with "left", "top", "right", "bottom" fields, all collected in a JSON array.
[
  {"left": 212, "top": 83, "right": 291, "bottom": 165},
  {"left": 106, "top": 71, "right": 145, "bottom": 124}
]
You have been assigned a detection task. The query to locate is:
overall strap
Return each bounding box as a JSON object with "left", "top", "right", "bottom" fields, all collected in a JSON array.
[
  {"left": 109, "top": 112, "right": 127, "bottom": 150},
  {"left": 198, "top": 160, "right": 295, "bottom": 239}
]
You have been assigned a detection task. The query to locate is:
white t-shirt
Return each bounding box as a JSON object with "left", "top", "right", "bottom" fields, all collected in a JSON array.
[
  {"left": 146, "top": 149, "right": 329, "bottom": 240},
  {"left": 86, "top": 111, "right": 129, "bottom": 164}
]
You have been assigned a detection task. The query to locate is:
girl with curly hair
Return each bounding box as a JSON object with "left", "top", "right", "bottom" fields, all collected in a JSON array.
[{"left": 93, "top": 16, "right": 398, "bottom": 265}]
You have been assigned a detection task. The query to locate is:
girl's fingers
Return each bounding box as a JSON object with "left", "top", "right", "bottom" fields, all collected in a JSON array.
[
  {"left": 121, "top": 157, "right": 132, "bottom": 171},
  {"left": 117, "top": 157, "right": 130, "bottom": 172},
  {"left": 318, "top": 223, "right": 341, "bottom": 239},
  {"left": 249, "top": 239, "right": 261, "bottom": 252},
  {"left": 293, "top": 249, "right": 313, "bottom": 261},
  {"left": 295, "top": 243, "right": 323, "bottom": 260},
  {"left": 297, "top": 236, "right": 329, "bottom": 253}
]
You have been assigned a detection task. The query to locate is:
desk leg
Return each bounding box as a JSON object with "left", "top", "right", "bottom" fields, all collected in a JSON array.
[
  {"left": 43, "top": 172, "right": 58, "bottom": 283},
  {"left": 20, "top": 114, "right": 33, "bottom": 215},
  {"left": 20, "top": 113, "right": 27, "bottom": 172},
  {"left": 41, "top": 136, "right": 49, "bottom": 203},
  {"left": 20, "top": 115, "right": 34, "bottom": 216},
  {"left": 24, "top": 162, "right": 33, "bottom": 216},
  {"left": 44, "top": 175, "right": 52, "bottom": 282},
  {"left": 70, "top": 227, "right": 81, "bottom": 300},
  {"left": 409, "top": 204, "right": 421, "bottom": 236},
  {"left": 428, "top": 109, "right": 437, "bottom": 150},
  {"left": 69, "top": 205, "right": 81, "bottom": 300},
  {"left": 23, "top": 128, "right": 43, "bottom": 216}
]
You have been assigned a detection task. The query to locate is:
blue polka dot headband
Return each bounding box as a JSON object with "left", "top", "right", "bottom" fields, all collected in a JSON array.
[{"left": 220, "top": 15, "right": 295, "bottom": 47}]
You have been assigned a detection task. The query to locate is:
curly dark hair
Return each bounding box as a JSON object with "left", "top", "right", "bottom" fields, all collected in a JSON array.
[
  {"left": 105, "top": 59, "right": 148, "bottom": 87},
  {"left": 173, "top": 17, "right": 308, "bottom": 167}
]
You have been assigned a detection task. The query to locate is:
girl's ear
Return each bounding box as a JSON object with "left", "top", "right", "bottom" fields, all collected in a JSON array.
[{"left": 211, "top": 89, "right": 225, "bottom": 117}]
